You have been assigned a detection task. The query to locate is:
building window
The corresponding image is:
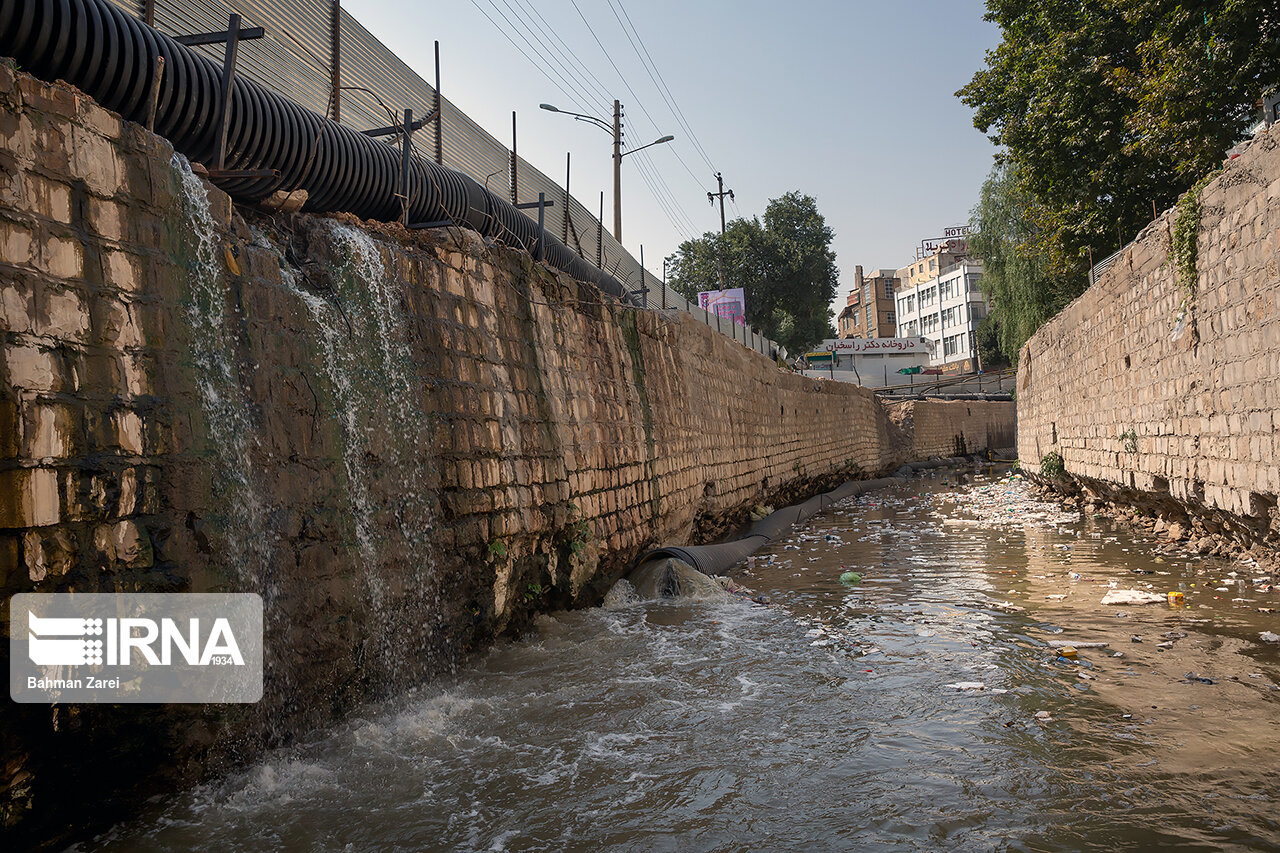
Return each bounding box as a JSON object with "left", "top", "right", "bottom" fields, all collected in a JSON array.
[
  {"left": 883, "top": 280, "right": 894, "bottom": 298},
  {"left": 852, "top": 310, "right": 859, "bottom": 326}
]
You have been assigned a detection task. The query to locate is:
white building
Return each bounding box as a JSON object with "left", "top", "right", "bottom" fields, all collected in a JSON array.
[
  {"left": 799, "top": 337, "right": 933, "bottom": 388},
  {"left": 894, "top": 257, "right": 989, "bottom": 372}
]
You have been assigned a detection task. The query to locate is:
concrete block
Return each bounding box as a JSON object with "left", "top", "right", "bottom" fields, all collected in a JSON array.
[
  {"left": 0, "top": 220, "right": 34, "bottom": 267},
  {"left": 0, "top": 468, "right": 60, "bottom": 528},
  {"left": 5, "top": 344, "right": 61, "bottom": 391}
]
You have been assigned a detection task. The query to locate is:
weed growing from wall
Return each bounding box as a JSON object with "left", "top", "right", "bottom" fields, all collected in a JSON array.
[
  {"left": 1040, "top": 450, "right": 1064, "bottom": 479},
  {"left": 1170, "top": 172, "right": 1213, "bottom": 342}
]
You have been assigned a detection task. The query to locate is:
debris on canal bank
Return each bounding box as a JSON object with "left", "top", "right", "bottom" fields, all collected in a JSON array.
[{"left": 1025, "top": 476, "right": 1280, "bottom": 574}]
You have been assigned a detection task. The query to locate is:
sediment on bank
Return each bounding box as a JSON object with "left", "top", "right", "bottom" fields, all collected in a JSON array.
[{"left": 1028, "top": 470, "right": 1280, "bottom": 574}]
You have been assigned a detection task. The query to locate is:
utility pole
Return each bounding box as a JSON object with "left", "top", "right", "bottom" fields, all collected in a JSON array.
[
  {"left": 613, "top": 99, "right": 623, "bottom": 242},
  {"left": 707, "top": 172, "right": 734, "bottom": 235},
  {"left": 708, "top": 172, "right": 733, "bottom": 286}
]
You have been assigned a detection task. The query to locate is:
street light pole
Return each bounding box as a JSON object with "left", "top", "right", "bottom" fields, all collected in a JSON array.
[{"left": 541, "top": 100, "right": 671, "bottom": 251}]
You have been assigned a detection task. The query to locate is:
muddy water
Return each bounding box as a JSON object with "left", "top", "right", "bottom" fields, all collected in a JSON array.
[{"left": 84, "top": 470, "right": 1280, "bottom": 852}]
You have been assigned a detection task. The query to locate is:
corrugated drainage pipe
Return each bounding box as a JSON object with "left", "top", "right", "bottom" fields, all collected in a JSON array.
[{"left": 0, "top": 0, "right": 632, "bottom": 302}]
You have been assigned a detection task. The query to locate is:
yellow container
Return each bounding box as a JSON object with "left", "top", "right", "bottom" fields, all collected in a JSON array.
[
  {"left": 1058, "top": 646, "right": 1078, "bottom": 659},
  {"left": 1167, "top": 591, "right": 1185, "bottom": 606}
]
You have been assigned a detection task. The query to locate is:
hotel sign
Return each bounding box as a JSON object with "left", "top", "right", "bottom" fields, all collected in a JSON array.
[{"left": 917, "top": 225, "right": 972, "bottom": 259}]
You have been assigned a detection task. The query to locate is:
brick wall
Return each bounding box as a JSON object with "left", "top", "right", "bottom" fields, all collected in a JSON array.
[
  {"left": 1018, "top": 124, "right": 1280, "bottom": 538},
  {"left": 0, "top": 67, "right": 908, "bottom": 840},
  {"left": 889, "top": 399, "right": 1016, "bottom": 459}
]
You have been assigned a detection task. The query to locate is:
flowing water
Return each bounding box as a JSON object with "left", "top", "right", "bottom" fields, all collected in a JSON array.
[
  {"left": 83, "top": 469, "right": 1280, "bottom": 852},
  {"left": 171, "top": 154, "right": 272, "bottom": 585}
]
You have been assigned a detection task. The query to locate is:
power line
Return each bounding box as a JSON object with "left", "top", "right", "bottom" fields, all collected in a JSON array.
[
  {"left": 634, "top": 150, "right": 699, "bottom": 236},
  {"left": 498, "top": 0, "right": 611, "bottom": 113},
  {"left": 607, "top": 0, "right": 718, "bottom": 174},
  {"left": 620, "top": 103, "right": 701, "bottom": 236},
  {"left": 630, "top": 153, "right": 695, "bottom": 240},
  {"left": 510, "top": 0, "right": 615, "bottom": 110},
  {"left": 465, "top": 0, "right": 587, "bottom": 111},
  {"left": 566, "top": 0, "right": 667, "bottom": 142},
  {"left": 482, "top": 0, "right": 605, "bottom": 111}
]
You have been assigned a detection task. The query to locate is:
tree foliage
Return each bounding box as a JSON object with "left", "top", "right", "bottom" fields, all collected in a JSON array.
[
  {"left": 958, "top": 0, "right": 1280, "bottom": 358},
  {"left": 665, "top": 191, "right": 838, "bottom": 354}
]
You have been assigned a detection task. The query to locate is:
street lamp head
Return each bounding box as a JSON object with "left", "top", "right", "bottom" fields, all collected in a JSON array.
[
  {"left": 656, "top": 135, "right": 675, "bottom": 144},
  {"left": 539, "top": 103, "right": 559, "bottom": 112}
]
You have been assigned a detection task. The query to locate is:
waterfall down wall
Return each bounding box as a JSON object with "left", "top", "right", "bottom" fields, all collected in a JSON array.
[{"left": 0, "top": 68, "right": 912, "bottom": 841}]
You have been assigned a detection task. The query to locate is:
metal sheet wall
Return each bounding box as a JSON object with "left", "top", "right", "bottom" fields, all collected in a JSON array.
[{"left": 105, "top": 0, "right": 780, "bottom": 356}]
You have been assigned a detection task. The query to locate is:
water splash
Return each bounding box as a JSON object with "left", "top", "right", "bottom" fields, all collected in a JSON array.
[{"left": 170, "top": 153, "right": 271, "bottom": 588}]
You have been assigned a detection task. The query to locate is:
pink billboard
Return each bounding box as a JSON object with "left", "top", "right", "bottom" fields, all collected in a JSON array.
[{"left": 697, "top": 288, "right": 747, "bottom": 326}]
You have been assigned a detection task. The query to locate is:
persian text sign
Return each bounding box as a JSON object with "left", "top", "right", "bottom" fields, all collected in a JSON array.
[
  {"left": 697, "top": 288, "right": 746, "bottom": 326},
  {"left": 829, "top": 338, "right": 931, "bottom": 354},
  {"left": 10, "top": 593, "right": 263, "bottom": 703}
]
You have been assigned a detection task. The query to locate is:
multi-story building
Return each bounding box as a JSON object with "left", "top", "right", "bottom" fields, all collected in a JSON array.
[
  {"left": 897, "top": 244, "right": 967, "bottom": 289},
  {"left": 894, "top": 251, "right": 989, "bottom": 372},
  {"left": 836, "top": 265, "right": 898, "bottom": 338}
]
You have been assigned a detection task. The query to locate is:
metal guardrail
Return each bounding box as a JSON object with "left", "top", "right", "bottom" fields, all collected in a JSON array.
[
  {"left": 1090, "top": 248, "right": 1124, "bottom": 284},
  {"left": 104, "top": 0, "right": 782, "bottom": 360},
  {"left": 873, "top": 367, "right": 1017, "bottom": 398}
]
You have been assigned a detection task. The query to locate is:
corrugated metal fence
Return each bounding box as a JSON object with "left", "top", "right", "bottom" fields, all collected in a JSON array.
[{"left": 107, "top": 0, "right": 782, "bottom": 359}]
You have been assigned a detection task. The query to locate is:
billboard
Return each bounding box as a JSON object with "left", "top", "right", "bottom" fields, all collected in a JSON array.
[{"left": 698, "top": 288, "right": 747, "bottom": 326}]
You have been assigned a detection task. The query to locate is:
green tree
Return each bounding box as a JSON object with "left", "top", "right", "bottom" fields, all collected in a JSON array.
[
  {"left": 958, "top": 0, "right": 1280, "bottom": 355},
  {"left": 666, "top": 191, "right": 838, "bottom": 354},
  {"left": 1117, "top": 1, "right": 1280, "bottom": 182}
]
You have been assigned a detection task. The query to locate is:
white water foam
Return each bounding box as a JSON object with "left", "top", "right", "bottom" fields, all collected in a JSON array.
[{"left": 171, "top": 154, "right": 270, "bottom": 586}]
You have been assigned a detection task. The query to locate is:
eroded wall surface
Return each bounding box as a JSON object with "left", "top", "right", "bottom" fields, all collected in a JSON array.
[{"left": 887, "top": 399, "right": 1016, "bottom": 459}]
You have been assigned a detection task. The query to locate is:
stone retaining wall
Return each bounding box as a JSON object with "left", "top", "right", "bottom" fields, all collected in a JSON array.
[
  {"left": 0, "top": 67, "right": 914, "bottom": 842},
  {"left": 1017, "top": 123, "right": 1280, "bottom": 542},
  {"left": 887, "top": 399, "right": 1016, "bottom": 459}
]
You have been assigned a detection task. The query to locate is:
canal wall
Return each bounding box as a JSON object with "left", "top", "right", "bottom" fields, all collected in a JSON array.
[
  {"left": 0, "top": 67, "right": 929, "bottom": 840},
  {"left": 886, "top": 399, "right": 1016, "bottom": 459},
  {"left": 1018, "top": 122, "right": 1280, "bottom": 545}
]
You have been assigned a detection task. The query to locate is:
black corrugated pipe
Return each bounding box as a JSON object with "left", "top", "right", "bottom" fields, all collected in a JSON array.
[
  {"left": 0, "top": 0, "right": 633, "bottom": 303},
  {"left": 636, "top": 477, "right": 904, "bottom": 577}
]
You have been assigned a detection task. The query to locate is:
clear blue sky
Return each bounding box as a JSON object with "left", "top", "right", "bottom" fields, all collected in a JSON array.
[{"left": 346, "top": 0, "right": 1000, "bottom": 317}]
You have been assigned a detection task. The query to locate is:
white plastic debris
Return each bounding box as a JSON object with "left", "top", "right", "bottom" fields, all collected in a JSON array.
[
  {"left": 1100, "top": 589, "right": 1165, "bottom": 606},
  {"left": 1260, "top": 631, "right": 1280, "bottom": 644},
  {"left": 945, "top": 681, "right": 987, "bottom": 690}
]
